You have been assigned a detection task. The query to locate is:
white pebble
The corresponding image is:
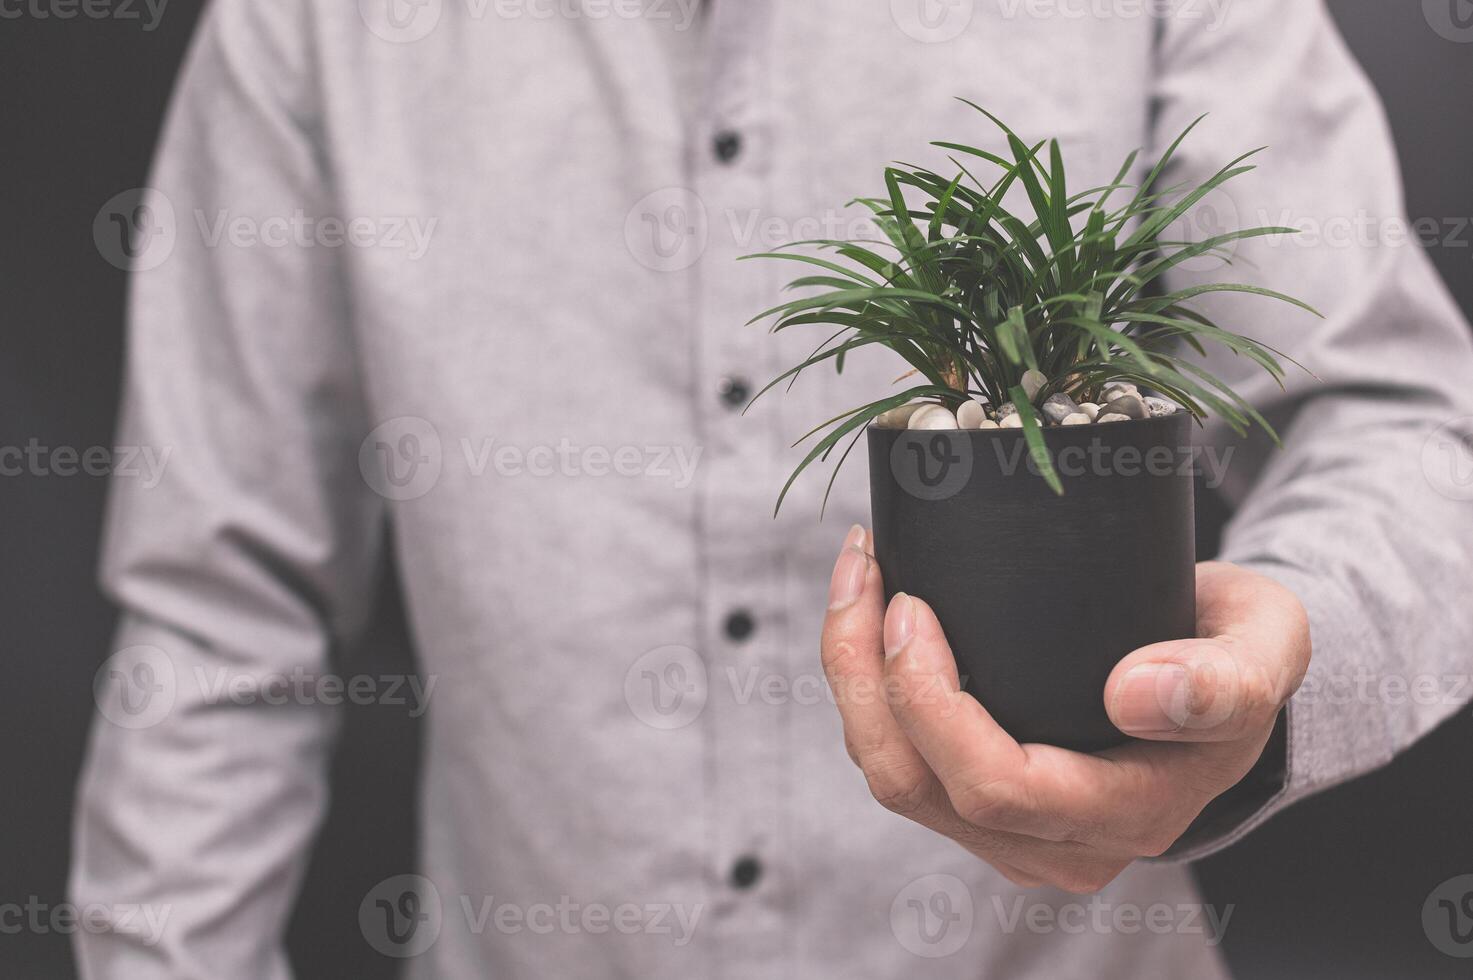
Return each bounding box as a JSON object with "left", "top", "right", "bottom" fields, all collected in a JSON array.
[
  {"left": 909, "top": 405, "right": 959, "bottom": 430},
  {"left": 1061, "top": 413, "right": 1090, "bottom": 426},
  {"left": 999, "top": 414, "right": 1024, "bottom": 429},
  {"left": 1145, "top": 396, "right": 1179, "bottom": 417},
  {"left": 1096, "top": 412, "right": 1131, "bottom": 424},
  {"left": 956, "top": 400, "right": 988, "bottom": 429},
  {"left": 977, "top": 420, "right": 1000, "bottom": 430},
  {"left": 1079, "top": 402, "right": 1100, "bottom": 421}
]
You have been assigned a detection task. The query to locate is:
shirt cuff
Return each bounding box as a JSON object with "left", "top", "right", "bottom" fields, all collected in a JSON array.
[{"left": 1155, "top": 559, "right": 1387, "bottom": 863}]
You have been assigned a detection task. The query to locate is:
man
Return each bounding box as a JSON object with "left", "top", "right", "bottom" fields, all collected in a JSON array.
[{"left": 73, "top": 0, "right": 1473, "bottom": 977}]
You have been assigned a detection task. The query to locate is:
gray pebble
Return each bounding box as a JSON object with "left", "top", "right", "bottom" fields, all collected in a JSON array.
[
  {"left": 1041, "top": 392, "right": 1082, "bottom": 425},
  {"left": 1099, "top": 394, "right": 1148, "bottom": 420},
  {"left": 1101, "top": 382, "right": 1141, "bottom": 402}
]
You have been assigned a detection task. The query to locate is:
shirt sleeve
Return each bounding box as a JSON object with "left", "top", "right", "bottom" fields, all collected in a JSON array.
[
  {"left": 1145, "top": 0, "right": 1473, "bottom": 860},
  {"left": 69, "top": 1, "right": 385, "bottom": 975}
]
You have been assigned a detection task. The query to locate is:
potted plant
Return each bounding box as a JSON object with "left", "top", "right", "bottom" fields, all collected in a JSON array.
[{"left": 746, "top": 104, "right": 1317, "bottom": 750}]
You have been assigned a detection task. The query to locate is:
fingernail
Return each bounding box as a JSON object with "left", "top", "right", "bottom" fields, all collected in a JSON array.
[
  {"left": 1113, "top": 664, "right": 1192, "bottom": 733},
  {"left": 884, "top": 593, "right": 914, "bottom": 660},
  {"left": 828, "top": 545, "right": 869, "bottom": 611},
  {"left": 843, "top": 524, "right": 866, "bottom": 552}
]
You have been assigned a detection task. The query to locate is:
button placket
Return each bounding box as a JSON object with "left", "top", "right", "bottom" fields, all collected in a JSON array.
[{"left": 693, "top": 2, "right": 789, "bottom": 972}]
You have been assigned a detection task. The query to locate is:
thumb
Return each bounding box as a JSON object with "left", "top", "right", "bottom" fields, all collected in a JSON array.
[{"left": 1104, "top": 638, "right": 1284, "bottom": 743}]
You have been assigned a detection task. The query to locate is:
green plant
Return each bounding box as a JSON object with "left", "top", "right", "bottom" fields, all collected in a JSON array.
[{"left": 744, "top": 101, "right": 1318, "bottom": 512}]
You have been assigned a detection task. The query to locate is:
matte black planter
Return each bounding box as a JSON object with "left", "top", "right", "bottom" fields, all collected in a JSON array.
[{"left": 868, "top": 411, "right": 1196, "bottom": 751}]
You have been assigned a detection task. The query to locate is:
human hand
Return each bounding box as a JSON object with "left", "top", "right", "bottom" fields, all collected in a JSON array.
[{"left": 821, "top": 525, "right": 1310, "bottom": 892}]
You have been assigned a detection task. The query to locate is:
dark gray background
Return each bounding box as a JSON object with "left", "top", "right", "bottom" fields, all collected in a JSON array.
[{"left": 2, "top": 2, "right": 1470, "bottom": 977}]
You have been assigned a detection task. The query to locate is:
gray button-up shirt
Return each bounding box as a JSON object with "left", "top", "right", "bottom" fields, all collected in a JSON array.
[{"left": 73, "top": 1, "right": 1473, "bottom": 977}]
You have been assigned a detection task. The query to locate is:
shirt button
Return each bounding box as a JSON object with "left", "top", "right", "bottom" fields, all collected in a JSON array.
[
  {"left": 723, "top": 609, "right": 756, "bottom": 642},
  {"left": 713, "top": 130, "right": 743, "bottom": 164},
  {"left": 717, "top": 376, "right": 750, "bottom": 410},
  {"left": 729, "top": 855, "right": 762, "bottom": 890}
]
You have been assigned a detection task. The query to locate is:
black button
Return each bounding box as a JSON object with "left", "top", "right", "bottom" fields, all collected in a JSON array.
[
  {"left": 723, "top": 609, "right": 756, "bottom": 642},
  {"left": 718, "top": 376, "right": 750, "bottom": 410},
  {"left": 729, "top": 856, "right": 762, "bottom": 890},
  {"left": 713, "top": 130, "right": 742, "bottom": 164}
]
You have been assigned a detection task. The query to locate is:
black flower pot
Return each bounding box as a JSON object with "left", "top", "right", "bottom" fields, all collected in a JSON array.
[{"left": 867, "top": 411, "right": 1197, "bottom": 751}]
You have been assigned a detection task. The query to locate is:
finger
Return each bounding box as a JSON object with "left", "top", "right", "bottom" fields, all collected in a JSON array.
[
  {"left": 820, "top": 527, "right": 956, "bottom": 829},
  {"left": 1104, "top": 562, "right": 1310, "bottom": 743},
  {"left": 880, "top": 593, "right": 1081, "bottom": 842},
  {"left": 882, "top": 594, "right": 1212, "bottom": 853},
  {"left": 820, "top": 540, "right": 1104, "bottom": 866}
]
